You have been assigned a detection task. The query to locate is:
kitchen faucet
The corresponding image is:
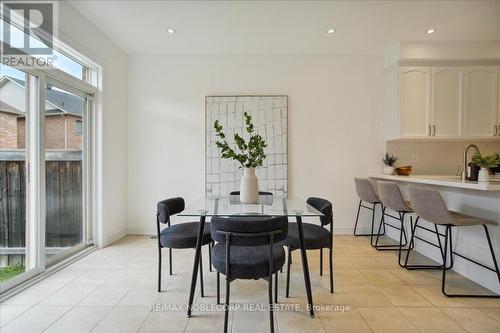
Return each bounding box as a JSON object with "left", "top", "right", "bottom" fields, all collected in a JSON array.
[{"left": 461, "top": 144, "right": 480, "bottom": 182}]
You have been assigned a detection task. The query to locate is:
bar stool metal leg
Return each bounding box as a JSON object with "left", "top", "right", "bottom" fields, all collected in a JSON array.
[
  {"left": 374, "top": 207, "right": 409, "bottom": 251},
  {"left": 404, "top": 217, "right": 446, "bottom": 270},
  {"left": 442, "top": 225, "right": 500, "bottom": 298},
  {"left": 354, "top": 201, "right": 384, "bottom": 242}
]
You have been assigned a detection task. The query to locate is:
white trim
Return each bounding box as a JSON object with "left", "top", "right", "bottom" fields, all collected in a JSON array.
[
  {"left": 0, "top": 246, "right": 97, "bottom": 302},
  {"left": 103, "top": 229, "right": 128, "bottom": 247}
]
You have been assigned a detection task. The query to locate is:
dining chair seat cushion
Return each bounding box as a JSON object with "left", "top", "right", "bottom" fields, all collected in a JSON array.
[
  {"left": 211, "top": 243, "right": 285, "bottom": 279},
  {"left": 286, "top": 222, "right": 331, "bottom": 250},
  {"left": 160, "top": 222, "right": 212, "bottom": 248}
]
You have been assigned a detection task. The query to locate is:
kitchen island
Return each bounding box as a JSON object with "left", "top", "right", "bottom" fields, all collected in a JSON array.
[{"left": 370, "top": 174, "right": 500, "bottom": 293}]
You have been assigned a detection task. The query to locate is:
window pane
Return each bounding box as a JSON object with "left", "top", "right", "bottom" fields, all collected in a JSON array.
[
  {"left": 44, "top": 83, "right": 85, "bottom": 265},
  {"left": 0, "top": 64, "right": 29, "bottom": 283}
]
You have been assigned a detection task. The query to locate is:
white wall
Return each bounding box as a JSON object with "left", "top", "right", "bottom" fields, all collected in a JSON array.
[
  {"left": 127, "top": 54, "right": 385, "bottom": 234},
  {"left": 60, "top": 2, "right": 129, "bottom": 246}
]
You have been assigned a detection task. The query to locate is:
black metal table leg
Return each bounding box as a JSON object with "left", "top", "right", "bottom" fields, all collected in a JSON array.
[
  {"left": 296, "top": 214, "right": 315, "bottom": 318},
  {"left": 187, "top": 213, "right": 207, "bottom": 317}
]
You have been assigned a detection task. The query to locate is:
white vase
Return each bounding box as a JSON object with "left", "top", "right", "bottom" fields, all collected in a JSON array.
[
  {"left": 240, "top": 167, "right": 259, "bottom": 203},
  {"left": 478, "top": 167, "right": 490, "bottom": 182},
  {"left": 383, "top": 166, "right": 395, "bottom": 175}
]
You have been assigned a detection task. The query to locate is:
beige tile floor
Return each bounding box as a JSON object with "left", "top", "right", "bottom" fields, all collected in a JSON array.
[{"left": 1, "top": 234, "right": 499, "bottom": 333}]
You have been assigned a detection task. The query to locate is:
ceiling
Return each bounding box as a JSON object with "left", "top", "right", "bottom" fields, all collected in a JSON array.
[{"left": 69, "top": 0, "right": 500, "bottom": 55}]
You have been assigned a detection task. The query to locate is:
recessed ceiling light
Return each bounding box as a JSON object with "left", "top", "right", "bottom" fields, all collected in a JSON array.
[
  {"left": 167, "top": 28, "right": 176, "bottom": 34},
  {"left": 426, "top": 28, "right": 436, "bottom": 34},
  {"left": 327, "top": 28, "right": 336, "bottom": 34}
]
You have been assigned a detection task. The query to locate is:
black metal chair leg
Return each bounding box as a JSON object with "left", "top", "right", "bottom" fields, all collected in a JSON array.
[
  {"left": 374, "top": 206, "right": 385, "bottom": 248},
  {"left": 217, "top": 271, "right": 220, "bottom": 305},
  {"left": 353, "top": 200, "right": 362, "bottom": 236},
  {"left": 286, "top": 246, "right": 291, "bottom": 298},
  {"left": 441, "top": 225, "right": 451, "bottom": 296},
  {"left": 404, "top": 216, "right": 418, "bottom": 267},
  {"left": 274, "top": 272, "right": 278, "bottom": 303},
  {"left": 329, "top": 246, "right": 334, "bottom": 293},
  {"left": 442, "top": 225, "right": 500, "bottom": 298},
  {"left": 199, "top": 247, "right": 204, "bottom": 297},
  {"left": 268, "top": 239, "right": 275, "bottom": 333},
  {"left": 169, "top": 248, "right": 173, "bottom": 275},
  {"left": 158, "top": 247, "right": 162, "bottom": 292},
  {"left": 209, "top": 242, "right": 213, "bottom": 272},
  {"left": 404, "top": 217, "right": 445, "bottom": 270},
  {"left": 397, "top": 212, "right": 406, "bottom": 267},
  {"left": 320, "top": 248, "right": 323, "bottom": 276},
  {"left": 224, "top": 277, "right": 230, "bottom": 333},
  {"left": 484, "top": 225, "right": 500, "bottom": 286},
  {"left": 370, "top": 202, "right": 377, "bottom": 246}
]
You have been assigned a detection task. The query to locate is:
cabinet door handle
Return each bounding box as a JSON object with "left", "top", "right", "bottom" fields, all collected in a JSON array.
[
  {"left": 428, "top": 125, "right": 431, "bottom": 136},
  {"left": 495, "top": 125, "right": 498, "bottom": 136},
  {"left": 432, "top": 125, "right": 436, "bottom": 136}
]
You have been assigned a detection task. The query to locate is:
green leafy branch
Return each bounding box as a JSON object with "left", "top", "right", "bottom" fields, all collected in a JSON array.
[
  {"left": 214, "top": 112, "right": 267, "bottom": 168},
  {"left": 472, "top": 153, "right": 500, "bottom": 169}
]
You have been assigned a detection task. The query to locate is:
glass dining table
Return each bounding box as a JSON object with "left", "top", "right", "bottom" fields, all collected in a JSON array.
[{"left": 179, "top": 194, "right": 324, "bottom": 318}]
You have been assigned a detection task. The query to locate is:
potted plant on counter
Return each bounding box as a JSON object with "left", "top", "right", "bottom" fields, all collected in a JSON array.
[
  {"left": 214, "top": 112, "right": 267, "bottom": 203},
  {"left": 382, "top": 153, "right": 398, "bottom": 175},
  {"left": 472, "top": 153, "right": 500, "bottom": 182}
]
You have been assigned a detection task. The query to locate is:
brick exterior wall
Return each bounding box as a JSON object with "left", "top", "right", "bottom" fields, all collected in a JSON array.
[
  {"left": 0, "top": 111, "right": 18, "bottom": 149},
  {"left": 66, "top": 115, "right": 83, "bottom": 150},
  {"left": 17, "top": 118, "right": 25, "bottom": 149},
  {"left": 2, "top": 114, "right": 82, "bottom": 150}
]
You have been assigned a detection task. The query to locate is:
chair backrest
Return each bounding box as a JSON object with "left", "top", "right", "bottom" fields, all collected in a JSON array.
[
  {"left": 354, "top": 178, "right": 379, "bottom": 203},
  {"left": 307, "top": 197, "right": 333, "bottom": 226},
  {"left": 157, "top": 197, "right": 185, "bottom": 224},
  {"left": 229, "top": 191, "right": 273, "bottom": 196},
  {"left": 408, "top": 186, "right": 452, "bottom": 225},
  {"left": 210, "top": 215, "right": 288, "bottom": 246},
  {"left": 377, "top": 181, "right": 408, "bottom": 212}
]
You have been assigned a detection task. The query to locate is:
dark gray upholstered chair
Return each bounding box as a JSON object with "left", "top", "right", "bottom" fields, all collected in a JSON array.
[
  {"left": 156, "top": 197, "right": 213, "bottom": 293},
  {"left": 376, "top": 181, "right": 413, "bottom": 265},
  {"left": 285, "top": 197, "right": 334, "bottom": 296},
  {"left": 353, "top": 178, "right": 384, "bottom": 245},
  {"left": 408, "top": 186, "right": 500, "bottom": 298},
  {"left": 211, "top": 215, "right": 288, "bottom": 333}
]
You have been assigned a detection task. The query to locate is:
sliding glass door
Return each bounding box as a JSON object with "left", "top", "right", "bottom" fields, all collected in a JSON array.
[{"left": 0, "top": 70, "right": 94, "bottom": 293}]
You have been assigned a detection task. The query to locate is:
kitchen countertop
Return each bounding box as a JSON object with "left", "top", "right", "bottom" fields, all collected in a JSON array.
[{"left": 371, "top": 174, "right": 500, "bottom": 191}]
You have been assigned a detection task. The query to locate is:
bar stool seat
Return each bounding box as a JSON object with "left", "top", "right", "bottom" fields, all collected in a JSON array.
[{"left": 448, "top": 212, "right": 497, "bottom": 226}]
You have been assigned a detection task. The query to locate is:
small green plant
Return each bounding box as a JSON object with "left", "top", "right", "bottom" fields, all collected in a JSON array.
[
  {"left": 214, "top": 112, "right": 267, "bottom": 168},
  {"left": 472, "top": 153, "right": 500, "bottom": 169},
  {"left": 0, "top": 264, "right": 25, "bottom": 283},
  {"left": 382, "top": 153, "right": 398, "bottom": 167}
]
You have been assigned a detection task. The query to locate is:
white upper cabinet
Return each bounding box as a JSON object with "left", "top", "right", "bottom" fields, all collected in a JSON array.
[
  {"left": 463, "top": 66, "right": 498, "bottom": 137},
  {"left": 399, "top": 67, "right": 431, "bottom": 138},
  {"left": 431, "top": 67, "right": 464, "bottom": 138}
]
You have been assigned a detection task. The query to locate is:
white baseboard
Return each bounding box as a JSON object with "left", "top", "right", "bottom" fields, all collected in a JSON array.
[
  {"left": 104, "top": 228, "right": 128, "bottom": 246},
  {"left": 127, "top": 227, "right": 156, "bottom": 236}
]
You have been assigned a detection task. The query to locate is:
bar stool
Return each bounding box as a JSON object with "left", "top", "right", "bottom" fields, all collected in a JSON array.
[
  {"left": 375, "top": 181, "right": 413, "bottom": 266},
  {"left": 353, "top": 178, "right": 384, "bottom": 245},
  {"left": 408, "top": 186, "right": 500, "bottom": 298}
]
